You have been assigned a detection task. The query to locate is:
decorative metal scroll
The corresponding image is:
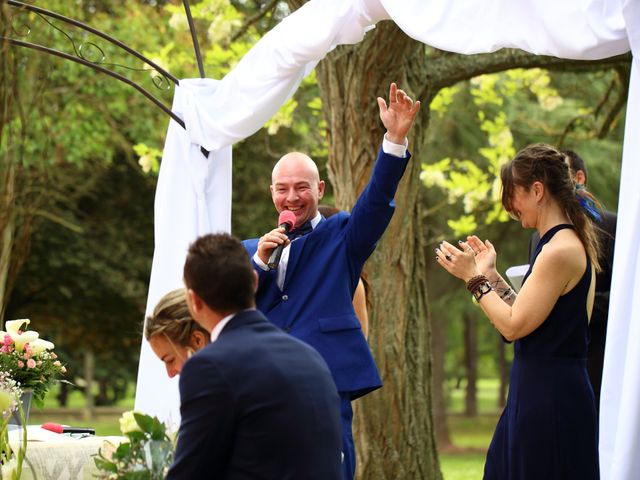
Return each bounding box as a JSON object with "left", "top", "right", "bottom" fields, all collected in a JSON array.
[{"left": 2, "top": 0, "right": 210, "bottom": 157}]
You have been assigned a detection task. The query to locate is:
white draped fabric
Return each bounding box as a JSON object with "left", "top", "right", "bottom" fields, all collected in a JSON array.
[
  {"left": 135, "top": 1, "right": 638, "bottom": 477},
  {"left": 134, "top": 78, "right": 232, "bottom": 427}
]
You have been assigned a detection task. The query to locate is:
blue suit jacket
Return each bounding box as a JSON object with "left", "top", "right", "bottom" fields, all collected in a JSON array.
[
  {"left": 168, "top": 309, "right": 342, "bottom": 480},
  {"left": 243, "top": 148, "right": 410, "bottom": 399}
]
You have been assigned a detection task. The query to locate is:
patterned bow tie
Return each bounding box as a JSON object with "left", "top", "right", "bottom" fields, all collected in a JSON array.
[{"left": 287, "top": 220, "right": 313, "bottom": 240}]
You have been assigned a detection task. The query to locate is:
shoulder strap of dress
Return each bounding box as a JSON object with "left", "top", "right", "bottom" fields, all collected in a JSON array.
[{"left": 531, "top": 224, "right": 574, "bottom": 265}]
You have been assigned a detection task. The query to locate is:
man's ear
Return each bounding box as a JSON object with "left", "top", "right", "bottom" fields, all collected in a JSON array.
[
  {"left": 575, "top": 170, "right": 586, "bottom": 186},
  {"left": 252, "top": 270, "right": 259, "bottom": 293},
  {"left": 317, "top": 180, "right": 325, "bottom": 199},
  {"left": 186, "top": 288, "right": 204, "bottom": 315}
]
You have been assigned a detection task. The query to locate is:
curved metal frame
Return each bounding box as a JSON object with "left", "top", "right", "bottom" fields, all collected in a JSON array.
[{"left": 2, "top": 0, "right": 210, "bottom": 156}]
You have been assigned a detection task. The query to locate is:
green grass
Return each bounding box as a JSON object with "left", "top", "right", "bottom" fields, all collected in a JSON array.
[
  {"left": 447, "top": 378, "right": 503, "bottom": 414},
  {"left": 440, "top": 452, "right": 486, "bottom": 480},
  {"left": 440, "top": 378, "right": 502, "bottom": 479}
]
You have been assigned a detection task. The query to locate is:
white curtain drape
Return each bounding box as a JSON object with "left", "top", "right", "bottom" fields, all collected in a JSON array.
[
  {"left": 134, "top": 78, "right": 232, "bottom": 427},
  {"left": 135, "top": 1, "right": 638, "bottom": 477}
]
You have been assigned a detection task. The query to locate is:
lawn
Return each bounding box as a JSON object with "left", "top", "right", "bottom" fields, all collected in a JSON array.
[{"left": 439, "top": 378, "right": 502, "bottom": 479}]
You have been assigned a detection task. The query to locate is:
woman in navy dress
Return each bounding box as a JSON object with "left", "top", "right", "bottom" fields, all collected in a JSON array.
[{"left": 436, "top": 143, "right": 601, "bottom": 479}]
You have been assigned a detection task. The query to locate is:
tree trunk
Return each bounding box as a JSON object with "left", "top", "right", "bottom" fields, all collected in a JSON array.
[
  {"left": 315, "top": 22, "right": 441, "bottom": 479},
  {"left": 0, "top": 7, "right": 16, "bottom": 320},
  {"left": 431, "top": 313, "right": 452, "bottom": 448},
  {"left": 464, "top": 312, "right": 478, "bottom": 416}
]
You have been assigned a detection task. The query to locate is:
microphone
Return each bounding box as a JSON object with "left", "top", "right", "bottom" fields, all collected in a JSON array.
[
  {"left": 42, "top": 422, "right": 95, "bottom": 434},
  {"left": 267, "top": 210, "right": 297, "bottom": 270}
]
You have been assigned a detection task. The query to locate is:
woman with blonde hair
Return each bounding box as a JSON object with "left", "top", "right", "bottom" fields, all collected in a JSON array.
[{"left": 145, "top": 288, "right": 209, "bottom": 378}]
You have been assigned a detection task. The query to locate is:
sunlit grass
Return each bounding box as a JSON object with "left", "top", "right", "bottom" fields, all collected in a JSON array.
[{"left": 440, "top": 378, "right": 502, "bottom": 479}]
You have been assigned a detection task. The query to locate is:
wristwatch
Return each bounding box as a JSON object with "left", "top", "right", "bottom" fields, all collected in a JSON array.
[{"left": 472, "top": 281, "right": 492, "bottom": 302}]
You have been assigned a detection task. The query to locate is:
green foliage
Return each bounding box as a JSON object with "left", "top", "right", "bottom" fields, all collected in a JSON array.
[{"left": 94, "top": 411, "right": 174, "bottom": 479}]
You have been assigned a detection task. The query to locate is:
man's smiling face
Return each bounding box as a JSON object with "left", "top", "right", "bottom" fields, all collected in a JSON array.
[{"left": 270, "top": 152, "right": 325, "bottom": 227}]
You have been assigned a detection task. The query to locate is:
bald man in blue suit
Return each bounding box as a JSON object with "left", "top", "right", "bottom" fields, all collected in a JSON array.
[{"left": 243, "top": 83, "right": 420, "bottom": 479}]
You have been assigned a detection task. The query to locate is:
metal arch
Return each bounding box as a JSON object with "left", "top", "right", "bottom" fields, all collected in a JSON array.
[
  {"left": 3, "top": 37, "right": 186, "bottom": 129},
  {"left": 3, "top": 0, "right": 211, "bottom": 157},
  {"left": 6, "top": 0, "right": 180, "bottom": 85},
  {"left": 182, "top": 0, "right": 206, "bottom": 79}
]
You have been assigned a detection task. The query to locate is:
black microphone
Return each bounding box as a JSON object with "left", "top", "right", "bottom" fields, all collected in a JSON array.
[{"left": 268, "top": 211, "right": 297, "bottom": 270}]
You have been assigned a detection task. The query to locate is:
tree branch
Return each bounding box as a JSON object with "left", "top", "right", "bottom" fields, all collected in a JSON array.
[{"left": 424, "top": 48, "right": 632, "bottom": 92}]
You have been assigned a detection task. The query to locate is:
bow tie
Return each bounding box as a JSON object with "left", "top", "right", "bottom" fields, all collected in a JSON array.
[{"left": 287, "top": 220, "right": 313, "bottom": 240}]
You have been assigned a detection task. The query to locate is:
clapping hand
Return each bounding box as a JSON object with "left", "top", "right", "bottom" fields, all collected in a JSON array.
[{"left": 466, "top": 235, "right": 497, "bottom": 276}]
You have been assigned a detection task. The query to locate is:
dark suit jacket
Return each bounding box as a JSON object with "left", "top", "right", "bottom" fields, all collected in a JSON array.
[
  {"left": 167, "top": 309, "right": 342, "bottom": 480},
  {"left": 527, "top": 210, "right": 617, "bottom": 408},
  {"left": 243, "top": 148, "right": 409, "bottom": 399}
]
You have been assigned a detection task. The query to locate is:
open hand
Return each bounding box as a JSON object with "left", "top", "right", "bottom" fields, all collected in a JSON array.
[
  {"left": 435, "top": 240, "right": 480, "bottom": 282},
  {"left": 466, "top": 235, "right": 497, "bottom": 276},
  {"left": 377, "top": 83, "right": 420, "bottom": 144}
]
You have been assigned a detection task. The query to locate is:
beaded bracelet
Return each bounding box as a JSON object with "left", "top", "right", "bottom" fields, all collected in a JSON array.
[{"left": 466, "top": 275, "right": 488, "bottom": 293}]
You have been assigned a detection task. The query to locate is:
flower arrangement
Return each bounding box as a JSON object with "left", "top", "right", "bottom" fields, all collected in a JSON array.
[
  {"left": 94, "top": 411, "right": 174, "bottom": 479},
  {"left": 0, "top": 373, "right": 27, "bottom": 479},
  {"left": 0, "top": 319, "right": 66, "bottom": 405}
]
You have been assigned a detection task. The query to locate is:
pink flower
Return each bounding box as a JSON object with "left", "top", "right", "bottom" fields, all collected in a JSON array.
[
  {"left": 51, "top": 353, "right": 57, "bottom": 359},
  {"left": 26, "top": 359, "right": 36, "bottom": 369},
  {"left": 3, "top": 334, "right": 12, "bottom": 345},
  {"left": 60, "top": 366, "right": 67, "bottom": 374},
  {"left": 53, "top": 361, "right": 61, "bottom": 367},
  {"left": 17, "top": 361, "right": 24, "bottom": 368}
]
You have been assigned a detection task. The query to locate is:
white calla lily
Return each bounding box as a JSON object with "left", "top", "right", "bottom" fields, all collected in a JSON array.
[
  {"left": 12, "top": 331, "right": 39, "bottom": 352},
  {"left": 1, "top": 319, "right": 43, "bottom": 352},
  {"left": 4, "top": 319, "right": 30, "bottom": 336},
  {"left": 29, "top": 339, "right": 55, "bottom": 354}
]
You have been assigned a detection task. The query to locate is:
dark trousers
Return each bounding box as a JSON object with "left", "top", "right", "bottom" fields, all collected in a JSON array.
[{"left": 340, "top": 393, "right": 355, "bottom": 480}]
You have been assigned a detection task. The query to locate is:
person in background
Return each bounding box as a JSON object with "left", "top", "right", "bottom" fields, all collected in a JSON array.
[
  {"left": 528, "top": 149, "right": 616, "bottom": 412},
  {"left": 242, "top": 82, "right": 420, "bottom": 480},
  {"left": 437, "top": 143, "right": 600, "bottom": 479},
  {"left": 318, "top": 204, "right": 370, "bottom": 338},
  {"left": 144, "top": 288, "right": 209, "bottom": 378},
  {"left": 168, "top": 233, "right": 342, "bottom": 480}
]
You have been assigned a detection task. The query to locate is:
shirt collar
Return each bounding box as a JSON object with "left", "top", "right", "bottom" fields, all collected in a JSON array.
[
  {"left": 310, "top": 211, "right": 322, "bottom": 229},
  {"left": 210, "top": 313, "right": 236, "bottom": 342}
]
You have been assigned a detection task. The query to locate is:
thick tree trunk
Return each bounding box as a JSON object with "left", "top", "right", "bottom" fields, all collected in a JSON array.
[
  {"left": 464, "top": 312, "right": 478, "bottom": 416},
  {"left": 315, "top": 22, "right": 441, "bottom": 479}
]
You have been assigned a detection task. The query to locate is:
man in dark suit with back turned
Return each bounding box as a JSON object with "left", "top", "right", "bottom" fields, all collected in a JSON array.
[
  {"left": 242, "top": 82, "right": 420, "bottom": 479},
  {"left": 167, "top": 233, "right": 342, "bottom": 479},
  {"left": 528, "top": 150, "right": 616, "bottom": 412}
]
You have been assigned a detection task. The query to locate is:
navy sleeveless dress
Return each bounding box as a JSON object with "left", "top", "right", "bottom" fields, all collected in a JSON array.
[{"left": 484, "top": 224, "right": 599, "bottom": 479}]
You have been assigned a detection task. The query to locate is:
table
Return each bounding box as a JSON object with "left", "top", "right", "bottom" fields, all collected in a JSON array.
[{"left": 8, "top": 426, "right": 124, "bottom": 480}]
